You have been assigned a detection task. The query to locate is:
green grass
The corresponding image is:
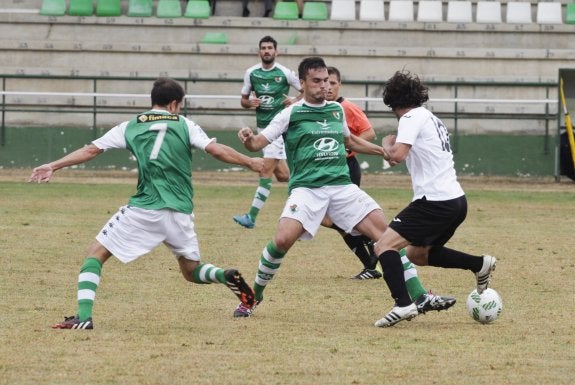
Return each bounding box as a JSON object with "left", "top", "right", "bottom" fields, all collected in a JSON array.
[{"left": 1, "top": 173, "right": 574, "bottom": 385}]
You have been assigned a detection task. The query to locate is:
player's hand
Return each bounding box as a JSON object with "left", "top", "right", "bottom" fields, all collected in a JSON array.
[
  {"left": 282, "top": 94, "right": 295, "bottom": 107},
  {"left": 248, "top": 157, "right": 265, "bottom": 173},
  {"left": 238, "top": 127, "right": 254, "bottom": 144},
  {"left": 250, "top": 92, "right": 261, "bottom": 108},
  {"left": 28, "top": 164, "right": 54, "bottom": 183},
  {"left": 382, "top": 135, "right": 396, "bottom": 147}
]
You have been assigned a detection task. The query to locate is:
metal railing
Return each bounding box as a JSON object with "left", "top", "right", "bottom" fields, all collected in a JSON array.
[{"left": 1, "top": 73, "right": 559, "bottom": 158}]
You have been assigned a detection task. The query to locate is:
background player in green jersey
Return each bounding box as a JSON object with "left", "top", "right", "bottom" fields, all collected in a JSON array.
[
  {"left": 232, "top": 57, "right": 455, "bottom": 326},
  {"left": 233, "top": 36, "right": 302, "bottom": 229},
  {"left": 29, "top": 78, "right": 262, "bottom": 330}
]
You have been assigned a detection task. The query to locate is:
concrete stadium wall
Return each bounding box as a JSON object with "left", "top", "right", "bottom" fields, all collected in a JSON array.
[
  {"left": 1, "top": 4, "right": 572, "bottom": 82},
  {"left": 0, "top": 0, "right": 569, "bottom": 175}
]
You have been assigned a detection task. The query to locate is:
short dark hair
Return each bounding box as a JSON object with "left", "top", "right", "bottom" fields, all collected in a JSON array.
[
  {"left": 298, "top": 57, "right": 327, "bottom": 80},
  {"left": 382, "top": 71, "right": 429, "bottom": 109},
  {"left": 259, "top": 35, "right": 277, "bottom": 49},
  {"left": 151, "top": 78, "right": 185, "bottom": 107},
  {"left": 327, "top": 66, "right": 341, "bottom": 82}
]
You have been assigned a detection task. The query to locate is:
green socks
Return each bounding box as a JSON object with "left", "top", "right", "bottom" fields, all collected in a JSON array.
[
  {"left": 254, "top": 241, "right": 285, "bottom": 301},
  {"left": 248, "top": 177, "right": 272, "bottom": 222},
  {"left": 77, "top": 257, "right": 102, "bottom": 322},
  {"left": 191, "top": 263, "right": 226, "bottom": 284},
  {"left": 400, "top": 249, "right": 428, "bottom": 300}
]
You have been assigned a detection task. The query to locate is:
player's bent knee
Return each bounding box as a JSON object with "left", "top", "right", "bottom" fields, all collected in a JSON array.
[
  {"left": 408, "top": 248, "right": 430, "bottom": 265},
  {"left": 178, "top": 257, "right": 200, "bottom": 282}
]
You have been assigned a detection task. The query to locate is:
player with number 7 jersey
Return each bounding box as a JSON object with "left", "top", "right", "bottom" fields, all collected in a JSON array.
[
  {"left": 95, "top": 111, "right": 208, "bottom": 214},
  {"left": 29, "top": 78, "right": 263, "bottom": 330}
]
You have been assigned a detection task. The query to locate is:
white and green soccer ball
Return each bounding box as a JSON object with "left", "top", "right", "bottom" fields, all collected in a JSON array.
[{"left": 466, "top": 288, "right": 503, "bottom": 324}]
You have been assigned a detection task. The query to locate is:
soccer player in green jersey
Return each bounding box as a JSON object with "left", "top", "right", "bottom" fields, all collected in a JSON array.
[
  {"left": 233, "top": 35, "right": 302, "bottom": 229},
  {"left": 29, "top": 78, "right": 262, "bottom": 330},
  {"left": 232, "top": 57, "right": 455, "bottom": 327}
]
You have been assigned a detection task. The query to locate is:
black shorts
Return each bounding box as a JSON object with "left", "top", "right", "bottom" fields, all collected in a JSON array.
[
  {"left": 347, "top": 155, "right": 361, "bottom": 186},
  {"left": 389, "top": 195, "right": 467, "bottom": 247}
]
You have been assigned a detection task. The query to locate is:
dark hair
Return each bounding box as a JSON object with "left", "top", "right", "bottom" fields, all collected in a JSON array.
[
  {"left": 259, "top": 35, "right": 277, "bottom": 49},
  {"left": 151, "top": 78, "right": 185, "bottom": 107},
  {"left": 298, "top": 57, "right": 327, "bottom": 80},
  {"left": 382, "top": 71, "right": 429, "bottom": 109},
  {"left": 327, "top": 66, "right": 341, "bottom": 82}
]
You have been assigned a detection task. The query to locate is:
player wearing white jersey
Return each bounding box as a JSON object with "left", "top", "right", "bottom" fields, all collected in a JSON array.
[
  {"left": 232, "top": 58, "right": 455, "bottom": 324},
  {"left": 376, "top": 70, "right": 497, "bottom": 327},
  {"left": 29, "top": 78, "right": 263, "bottom": 329}
]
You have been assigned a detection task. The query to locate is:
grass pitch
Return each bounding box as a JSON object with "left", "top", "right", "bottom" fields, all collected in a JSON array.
[{"left": 0, "top": 171, "right": 574, "bottom": 385}]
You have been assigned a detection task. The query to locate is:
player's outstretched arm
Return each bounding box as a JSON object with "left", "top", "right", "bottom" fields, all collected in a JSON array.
[
  {"left": 345, "top": 134, "right": 389, "bottom": 159},
  {"left": 28, "top": 144, "right": 103, "bottom": 183},
  {"left": 237, "top": 127, "right": 270, "bottom": 152},
  {"left": 205, "top": 141, "right": 263, "bottom": 173},
  {"left": 382, "top": 135, "right": 410, "bottom": 165}
]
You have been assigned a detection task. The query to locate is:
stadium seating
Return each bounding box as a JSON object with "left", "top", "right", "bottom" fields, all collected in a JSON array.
[
  {"left": 273, "top": 1, "right": 299, "bottom": 20},
  {"left": 302, "top": 2, "right": 328, "bottom": 20},
  {"left": 185, "top": 0, "right": 211, "bottom": 18},
  {"left": 286, "top": 32, "right": 298, "bottom": 45},
  {"left": 330, "top": 0, "right": 356, "bottom": 20},
  {"left": 68, "top": 0, "right": 94, "bottom": 16},
  {"left": 359, "top": 0, "right": 384, "bottom": 21},
  {"left": 127, "top": 0, "right": 153, "bottom": 17},
  {"left": 417, "top": 0, "right": 443, "bottom": 22},
  {"left": 40, "top": 0, "right": 66, "bottom": 16},
  {"left": 156, "top": 0, "right": 182, "bottom": 18},
  {"left": 505, "top": 1, "right": 532, "bottom": 23},
  {"left": 536, "top": 2, "right": 562, "bottom": 24},
  {"left": 566, "top": 3, "right": 575, "bottom": 24},
  {"left": 476, "top": 1, "right": 502, "bottom": 24},
  {"left": 388, "top": 1, "right": 414, "bottom": 22},
  {"left": 96, "top": 0, "right": 121, "bottom": 16},
  {"left": 200, "top": 32, "right": 228, "bottom": 44},
  {"left": 447, "top": 1, "right": 472, "bottom": 23}
]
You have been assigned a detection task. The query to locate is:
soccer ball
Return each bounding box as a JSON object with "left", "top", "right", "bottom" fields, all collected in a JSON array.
[{"left": 466, "top": 288, "right": 503, "bottom": 324}]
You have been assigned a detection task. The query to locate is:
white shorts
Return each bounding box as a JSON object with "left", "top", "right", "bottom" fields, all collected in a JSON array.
[
  {"left": 258, "top": 127, "right": 286, "bottom": 159},
  {"left": 280, "top": 184, "right": 381, "bottom": 240},
  {"left": 96, "top": 205, "right": 200, "bottom": 264}
]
